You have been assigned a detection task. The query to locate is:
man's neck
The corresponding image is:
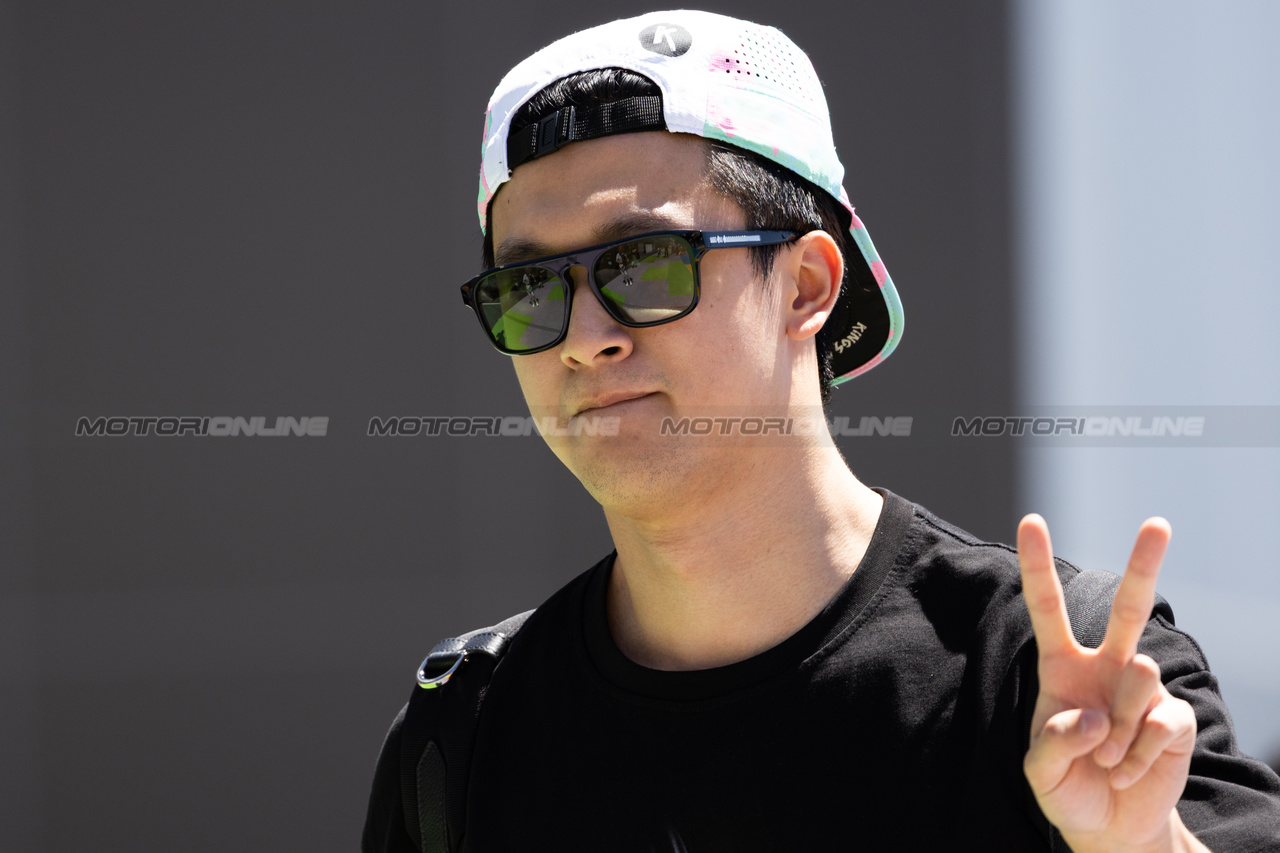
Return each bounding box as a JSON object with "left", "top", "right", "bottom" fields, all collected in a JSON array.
[{"left": 602, "top": 447, "right": 884, "bottom": 671}]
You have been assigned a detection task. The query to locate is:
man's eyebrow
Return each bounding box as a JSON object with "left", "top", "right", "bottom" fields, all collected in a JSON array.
[
  {"left": 493, "top": 237, "right": 553, "bottom": 267},
  {"left": 590, "top": 211, "right": 686, "bottom": 244},
  {"left": 492, "top": 211, "right": 687, "bottom": 267}
]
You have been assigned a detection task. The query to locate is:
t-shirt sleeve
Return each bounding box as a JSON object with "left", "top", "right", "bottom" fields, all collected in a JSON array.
[
  {"left": 361, "top": 702, "right": 418, "bottom": 853},
  {"left": 1138, "top": 615, "right": 1280, "bottom": 851}
]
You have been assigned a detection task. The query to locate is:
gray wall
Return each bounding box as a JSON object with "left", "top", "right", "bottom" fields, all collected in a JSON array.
[
  {"left": 0, "top": 1, "right": 1016, "bottom": 849},
  {"left": 1015, "top": 0, "right": 1280, "bottom": 761}
]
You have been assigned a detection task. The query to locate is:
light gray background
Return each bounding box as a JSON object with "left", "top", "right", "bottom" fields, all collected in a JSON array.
[{"left": 1015, "top": 0, "right": 1280, "bottom": 761}]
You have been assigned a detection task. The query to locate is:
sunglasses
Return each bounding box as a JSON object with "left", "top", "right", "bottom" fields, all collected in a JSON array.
[{"left": 460, "top": 229, "right": 798, "bottom": 355}]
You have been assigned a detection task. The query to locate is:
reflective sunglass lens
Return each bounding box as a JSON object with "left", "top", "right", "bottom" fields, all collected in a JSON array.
[
  {"left": 475, "top": 266, "right": 567, "bottom": 352},
  {"left": 592, "top": 235, "right": 696, "bottom": 324}
]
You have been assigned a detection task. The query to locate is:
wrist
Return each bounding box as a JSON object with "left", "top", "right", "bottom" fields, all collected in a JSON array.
[{"left": 1060, "top": 810, "right": 1210, "bottom": 853}]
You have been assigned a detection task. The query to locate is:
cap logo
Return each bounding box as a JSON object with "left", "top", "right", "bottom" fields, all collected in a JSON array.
[
  {"left": 639, "top": 23, "right": 691, "bottom": 57},
  {"left": 832, "top": 322, "right": 868, "bottom": 354}
]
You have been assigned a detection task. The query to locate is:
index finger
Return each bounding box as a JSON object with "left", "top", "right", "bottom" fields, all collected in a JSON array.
[
  {"left": 1018, "top": 513, "right": 1076, "bottom": 655},
  {"left": 1100, "top": 517, "right": 1172, "bottom": 664}
]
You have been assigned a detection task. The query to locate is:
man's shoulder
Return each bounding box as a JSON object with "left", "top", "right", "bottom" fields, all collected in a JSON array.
[
  {"left": 892, "top": 495, "right": 1197, "bottom": 661},
  {"left": 479, "top": 551, "right": 613, "bottom": 660},
  {"left": 893, "top": 492, "right": 1081, "bottom": 598},
  {"left": 879, "top": 492, "right": 1096, "bottom": 656}
]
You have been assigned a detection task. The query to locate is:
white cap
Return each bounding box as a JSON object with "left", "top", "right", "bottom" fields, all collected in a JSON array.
[{"left": 477, "top": 10, "right": 903, "bottom": 381}]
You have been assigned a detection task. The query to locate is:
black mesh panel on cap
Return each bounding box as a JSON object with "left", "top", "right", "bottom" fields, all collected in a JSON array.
[{"left": 506, "top": 95, "right": 665, "bottom": 170}]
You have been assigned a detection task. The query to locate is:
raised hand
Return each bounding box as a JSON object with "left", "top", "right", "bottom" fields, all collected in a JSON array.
[{"left": 1018, "top": 514, "right": 1208, "bottom": 853}]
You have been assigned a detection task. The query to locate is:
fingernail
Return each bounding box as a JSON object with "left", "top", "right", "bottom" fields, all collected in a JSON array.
[
  {"left": 1079, "top": 709, "right": 1105, "bottom": 736},
  {"left": 1111, "top": 769, "right": 1131, "bottom": 789},
  {"left": 1096, "top": 741, "right": 1121, "bottom": 764}
]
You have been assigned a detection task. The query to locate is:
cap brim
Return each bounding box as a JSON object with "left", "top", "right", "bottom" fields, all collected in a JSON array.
[{"left": 829, "top": 217, "right": 904, "bottom": 383}]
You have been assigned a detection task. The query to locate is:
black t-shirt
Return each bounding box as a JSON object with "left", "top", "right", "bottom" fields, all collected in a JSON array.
[{"left": 364, "top": 491, "right": 1280, "bottom": 852}]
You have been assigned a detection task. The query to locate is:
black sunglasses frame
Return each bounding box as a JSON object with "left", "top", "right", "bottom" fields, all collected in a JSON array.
[{"left": 459, "top": 229, "right": 799, "bottom": 356}]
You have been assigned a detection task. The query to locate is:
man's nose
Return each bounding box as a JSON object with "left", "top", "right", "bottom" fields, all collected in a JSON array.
[{"left": 558, "top": 265, "right": 635, "bottom": 368}]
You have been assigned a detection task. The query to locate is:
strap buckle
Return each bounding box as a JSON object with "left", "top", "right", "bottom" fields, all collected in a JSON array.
[
  {"left": 534, "top": 106, "right": 575, "bottom": 159},
  {"left": 417, "top": 650, "right": 467, "bottom": 689},
  {"left": 412, "top": 609, "right": 537, "bottom": 690}
]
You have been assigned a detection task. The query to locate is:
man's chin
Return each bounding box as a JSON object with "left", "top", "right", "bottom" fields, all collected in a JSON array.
[
  {"left": 552, "top": 432, "right": 738, "bottom": 518},
  {"left": 537, "top": 401, "right": 665, "bottom": 456}
]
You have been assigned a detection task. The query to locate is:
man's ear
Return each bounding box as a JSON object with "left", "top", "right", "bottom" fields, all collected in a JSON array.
[{"left": 783, "top": 230, "right": 844, "bottom": 342}]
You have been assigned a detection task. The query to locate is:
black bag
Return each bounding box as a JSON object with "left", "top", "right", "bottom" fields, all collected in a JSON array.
[{"left": 397, "top": 610, "right": 534, "bottom": 853}]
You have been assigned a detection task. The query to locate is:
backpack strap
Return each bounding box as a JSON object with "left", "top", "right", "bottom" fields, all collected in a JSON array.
[{"left": 399, "top": 609, "right": 535, "bottom": 853}]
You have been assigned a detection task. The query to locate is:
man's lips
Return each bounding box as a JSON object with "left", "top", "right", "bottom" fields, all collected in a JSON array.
[{"left": 572, "top": 391, "right": 657, "bottom": 417}]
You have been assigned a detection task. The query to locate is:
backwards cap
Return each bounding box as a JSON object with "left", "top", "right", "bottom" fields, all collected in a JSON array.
[{"left": 478, "top": 10, "right": 903, "bottom": 381}]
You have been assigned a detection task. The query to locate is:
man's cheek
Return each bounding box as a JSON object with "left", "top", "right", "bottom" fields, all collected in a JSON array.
[{"left": 512, "top": 361, "right": 554, "bottom": 410}]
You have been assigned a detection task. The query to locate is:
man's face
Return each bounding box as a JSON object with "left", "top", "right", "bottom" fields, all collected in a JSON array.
[{"left": 489, "top": 132, "right": 802, "bottom": 514}]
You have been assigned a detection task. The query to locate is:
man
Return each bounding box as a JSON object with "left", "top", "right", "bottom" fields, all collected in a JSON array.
[{"left": 364, "top": 11, "right": 1280, "bottom": 851}]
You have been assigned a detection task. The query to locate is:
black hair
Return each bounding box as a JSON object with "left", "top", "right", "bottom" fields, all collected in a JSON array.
[{"left": 482, "top": 68, "right": 854, "bottom": 405}]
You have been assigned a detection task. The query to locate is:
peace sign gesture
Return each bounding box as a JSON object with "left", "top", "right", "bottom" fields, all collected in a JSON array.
[{"left": 1018, "top": 514, "right": 1211, "bottom": 853}]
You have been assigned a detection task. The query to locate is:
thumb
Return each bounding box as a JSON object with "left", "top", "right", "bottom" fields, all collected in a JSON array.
[{"left": 1025, "top": 708, "right": 1111, "bottom": 793}]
